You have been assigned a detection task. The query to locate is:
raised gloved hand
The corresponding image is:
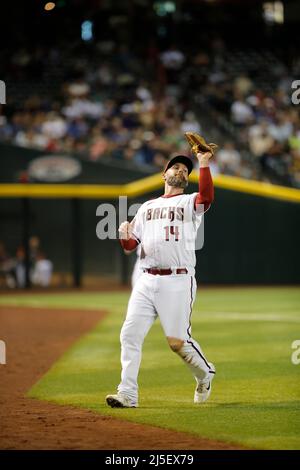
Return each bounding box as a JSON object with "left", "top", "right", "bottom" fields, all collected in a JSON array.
[{"left": 185, "top": 132, "right": 218, "bottom": 158}]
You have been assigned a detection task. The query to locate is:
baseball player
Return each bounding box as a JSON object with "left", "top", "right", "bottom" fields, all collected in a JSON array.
[{"left": 106, "top": 148, "right": 215, "bottom": 408}]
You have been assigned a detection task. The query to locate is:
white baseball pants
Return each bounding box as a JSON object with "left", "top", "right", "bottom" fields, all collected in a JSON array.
[{"left": 117, "top": 272, "right": 212, "bottom": 402}]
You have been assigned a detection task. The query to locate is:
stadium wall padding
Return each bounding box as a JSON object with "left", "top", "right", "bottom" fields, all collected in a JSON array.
[{"left": 196, "top": 187, "right": 300, "bottom": 284}]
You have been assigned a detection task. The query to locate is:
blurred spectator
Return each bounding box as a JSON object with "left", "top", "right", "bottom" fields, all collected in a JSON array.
[
  {"left": 31, "top": 251, "right": 53, "bottom": 287},
  {"left": 15, "top": 128, "right": 49, "bottom": 149},
  {"left": 181, "top": 112, "right": 202, "bottom": 134},
  {"left": 231, "top": 97, "right": 255, "bottom": 126},
  {"left": 160, "top": 45, "right": 185, "bottom": 73},
  {"left": 15, "top": 246, "right": 26, "bottom": 288},
  {"left": 233, "top": 75, "right": 253, "bottom": 97},
  {"left": 41, "top": 112, "right": 67, "bottom": 139},
  {"left": 62, "top": 98, "right": 103, "bottom": 120},
  {"left": 248, "top": 121, "right": 275, "bottom": 158},
  {"left": 268, "top": 112, "right": 293, "bottom": 143},
  {"left": 89, "top": 131, "right": 110, "bottom": 161},
  {"left": 0, "top": 237, "right": 54, "bottom": 289},
  {"left": 160, "top": 44, "right": 185, "bottom": 96},
  {"left": 289, "top": 124, "right": 300, "bottom": 151},
  {"left": 217, "top": 142, "right": 242, "bottom": 175},
  {"left": 65, "top": 78, "right": 91, "bottom": 98},
  {"left": 29, "top": 236, "right": 40, "bottom": 263},
  {"left": 0, "top": 242, "right": 16, "bottom": 288}
]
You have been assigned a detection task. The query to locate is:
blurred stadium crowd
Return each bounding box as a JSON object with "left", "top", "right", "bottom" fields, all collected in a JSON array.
[
  {"left": 0, "top": 2, "right": 300, "bottom": 188},
  {"left": 0, "top": 237, "right": 52, "bottom": 288}
]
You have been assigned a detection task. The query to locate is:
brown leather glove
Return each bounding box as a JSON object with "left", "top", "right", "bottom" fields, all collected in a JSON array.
[{"left": 185, "top": 132, "right": 218, "bottom": 157}]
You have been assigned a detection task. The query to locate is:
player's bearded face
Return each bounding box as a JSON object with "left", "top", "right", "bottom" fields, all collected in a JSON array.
[{"left": 165, "top": 165, "right": 188, "bottom": 188}]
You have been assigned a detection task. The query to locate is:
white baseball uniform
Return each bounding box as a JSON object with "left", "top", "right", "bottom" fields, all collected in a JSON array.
[{"left": 117, "top": 191, "right": 214, "bottom": 404}]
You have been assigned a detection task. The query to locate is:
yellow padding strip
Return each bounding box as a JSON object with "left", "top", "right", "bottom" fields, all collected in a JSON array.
[
  {"left": 195, "top": 173, "right": 300, "bottom": 203},
  {"left": 0, "top": 184, "right": 124, "bottom": 199},
  {"left": 0, "top": 171, "right": 299, "bottom": 202}
]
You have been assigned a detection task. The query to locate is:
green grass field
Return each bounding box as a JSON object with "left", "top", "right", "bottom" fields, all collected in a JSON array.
[{"left": 1, "top": 287, "right": 300, "bottom": 449}]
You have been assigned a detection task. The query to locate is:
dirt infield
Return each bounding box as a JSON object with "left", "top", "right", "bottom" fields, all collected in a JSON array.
[{"left": 0, "top": 305, "right": 242, "bottom": 450}]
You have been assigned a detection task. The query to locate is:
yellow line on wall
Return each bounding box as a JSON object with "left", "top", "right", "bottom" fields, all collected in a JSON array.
[
  {"left": 0, "top": 172, "right": 299, "bottom": 203},
  {"left": 0, "top": 184, "right": 125, "bottom": 199},
  {"left": 125, "top": 173, "right": 164, "bottom": 197},
  {"left": 190, "top": 172, "right": 300, "bottom": 203}
]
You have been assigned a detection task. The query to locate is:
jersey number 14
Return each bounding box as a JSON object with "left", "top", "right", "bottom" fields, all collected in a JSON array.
[{"left": 164, "top": 225, "right": 179, "bottom": 241}]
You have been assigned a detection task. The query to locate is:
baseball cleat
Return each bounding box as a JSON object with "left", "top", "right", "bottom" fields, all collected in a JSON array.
[
  {"left": 105, "top": 393, "right": 138, "bottom": 408},
  {"left": 194, "top": 362, "right": 216, "bottom": 404}
]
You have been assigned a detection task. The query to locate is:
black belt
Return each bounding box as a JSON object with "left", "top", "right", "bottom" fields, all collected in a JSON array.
[{"left": 144, "top": 268, "right": 188, "bottom": 275}]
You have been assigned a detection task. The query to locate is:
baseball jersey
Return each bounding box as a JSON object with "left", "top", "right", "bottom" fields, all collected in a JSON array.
[{"left": 131, "top": 193, "right": 204, "bottom": 270}]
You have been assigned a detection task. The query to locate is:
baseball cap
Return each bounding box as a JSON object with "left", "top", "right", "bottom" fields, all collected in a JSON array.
[{"left": 164, "top": 155, "right": 194, "bottom": 175}]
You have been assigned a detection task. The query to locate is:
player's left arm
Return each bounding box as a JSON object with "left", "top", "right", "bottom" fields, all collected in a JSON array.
[
  {"left": 194, "top": 151, "right": 214, "bottom": 212},
  {"left": 119, "top": 220, "right": 140, "bottom": 252}
]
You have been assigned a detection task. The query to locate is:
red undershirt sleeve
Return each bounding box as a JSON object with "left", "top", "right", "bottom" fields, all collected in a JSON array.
[
  {"left": 194, "top": 167, "right": 214, "bottom": 212},
  {"left": 120, "top": 238, "right": 139, "bottom": 251}
]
